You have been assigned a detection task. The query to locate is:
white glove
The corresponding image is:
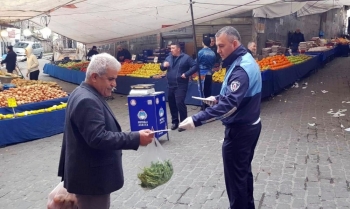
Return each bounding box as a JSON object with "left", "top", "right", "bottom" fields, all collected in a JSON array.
[
  {"left": 179, "top": 117, "right": 195, "bottom": 130},
  {"left": 203, "top": 96, "right": 217, "bottom": 107}
]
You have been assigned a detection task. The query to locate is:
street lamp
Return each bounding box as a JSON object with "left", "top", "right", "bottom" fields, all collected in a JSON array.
[
  {"left": 23, "top": 20, "right": 32, "bottom": 37},
  {"left": 0, "top": 29, "right": 8, "bottom": 37},
  {"left": 40, "top": 15, "right": 52, "bottom": 39},
  {"left": 41, "top": 26, "right": 51, "bottom": 39},
  {"left": 23, "top": 28, "right": 32, "bottom": 37}
]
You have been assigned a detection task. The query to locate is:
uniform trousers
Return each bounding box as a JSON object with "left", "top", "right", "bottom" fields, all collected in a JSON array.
[{"left": 222, "top": 122, "right": 261, "bottom": 209}]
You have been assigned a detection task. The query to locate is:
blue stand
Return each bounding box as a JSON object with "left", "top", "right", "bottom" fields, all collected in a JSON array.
[{"left": 127, "top": 92, "right": 169, "bottom": 140}]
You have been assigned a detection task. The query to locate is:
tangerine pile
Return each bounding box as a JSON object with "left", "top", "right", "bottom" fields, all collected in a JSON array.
[
  {"left": 258, "top": 55, "right": 293, "bottom": 71},
  {"left": 118, "top": 63, "right": 144, "bottom": 76}
]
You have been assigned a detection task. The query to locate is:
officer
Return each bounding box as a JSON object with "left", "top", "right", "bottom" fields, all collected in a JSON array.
[
  {"left": 179, "top": 26, "right": 262, "bottom": 209},
  {"left": 160, "top": 42, "right": 197, "bottom": 132}
]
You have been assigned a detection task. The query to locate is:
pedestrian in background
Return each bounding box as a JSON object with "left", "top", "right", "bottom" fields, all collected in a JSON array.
[
  {"left": 116, "top": 45, "right": 131, "bottom": 62},
  {"left": 247, "top": 41, "right": 257, "bottom": 56},
  {"left": 197, "top": 37, "right": 216, "bottom": 110},
  {"left": 1, "top": 46, "right": 17, "bottom": 74},
  {"left": 160, "top": 42, "right": 198, "bottom": 132},
  {"left": 291, "top": 29, "right": 305, "bottom": 52},
  {"left": 86, "top": 46, "right": 99, "bottom": 61},
  {"left": 58, "top": 53, "right": 154, "bottom": 209},
  {"left": 25, "top": 46, "right": 39, "bottom": 80},
  {"left": 179, "top": 26, "right": 262, "bottom": 209},
  {"left": 210, "top": 37, "right": 221, "bottom": 64}
]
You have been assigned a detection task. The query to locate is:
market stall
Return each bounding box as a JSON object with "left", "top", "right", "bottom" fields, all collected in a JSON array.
[
  {"left": 0, "top": 108, "right": 66, "bottom": 147},
  {"left": 0, "top": 78, "right": 68, "bottom": 147},
  {"left": 43, "top": 64, "right": 86, "bottom": 85},
  {"left": 44, "top": 51, "right": 325, "bottom": 105}
]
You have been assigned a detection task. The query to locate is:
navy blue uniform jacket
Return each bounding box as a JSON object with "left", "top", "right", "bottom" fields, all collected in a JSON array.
[{"left": 192, "top": 46, "right": 262, "bottom": 127}]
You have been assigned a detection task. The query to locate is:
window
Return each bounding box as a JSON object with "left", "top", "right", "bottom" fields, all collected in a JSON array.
[{"left": 13, "top": 42, "right": 29, "bottom": 48}]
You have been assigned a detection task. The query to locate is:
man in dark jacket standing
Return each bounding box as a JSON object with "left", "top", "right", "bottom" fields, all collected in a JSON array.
[
  {"left": 58, "top": 53, "right": 154, "bottom": 209},
  {"left": 160, "top": 43, "right": 198, "bottom": 132},
  {"left": 1, "top": 46, "right": 17, "bottom": 73},
  {"left": 86, "top": 46, "right": 99, "bottom": 61},
  {"left": 291, "top": 29, "right": 305, "bottom": 52},
  {"left": 116, "top": 45, "right": 131, "bottom": 62}
]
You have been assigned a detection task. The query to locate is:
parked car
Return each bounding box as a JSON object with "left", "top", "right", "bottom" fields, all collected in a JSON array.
[{"left": 13, "top": 41, "right": 43, "bottom": 61}]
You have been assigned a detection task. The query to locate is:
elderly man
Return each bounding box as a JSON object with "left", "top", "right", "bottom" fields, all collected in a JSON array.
[
  {"left": 160, "top": 42, "right": 198, "bottom": 132},
  {"left": 247, "top": 41, "right": 257, "bottom": 56},
  {"left": 179, "top": 26, "right": 262, "bottom": 209},
  {"left": 58, "top": 53, "right": 154, "bottom": 209},
  {"left": 116, "top": 45, "right": 131, "bottom": 62}
]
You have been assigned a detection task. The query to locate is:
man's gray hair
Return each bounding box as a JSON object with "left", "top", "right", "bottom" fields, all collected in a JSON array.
[
  {"left": 85, "top": 53, "right": 121, "bottom": 80},
  {"left": 248, "top": 41, "right": 256, "bottom": 47},
  {"left": 215, "top": 26, "right": 241, "bottom": 42}
]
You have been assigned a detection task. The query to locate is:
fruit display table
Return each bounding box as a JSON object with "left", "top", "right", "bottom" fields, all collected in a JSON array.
[
  {"left": 0, "top": 108, "right": 65, "bottom": 147},
  {"left": 305, "top": 47, "right": 336, "bottom": 63},
  {"left": 114, "top": 76, "right": 207, "bottom": 106},
  {"left": 44, "top": 53, "right": 322, "bottom": 106},
  {"left": 43, "top": 64, "right": 86, "bottom": 85},
  {"left": 335, "top": 44, "right": 349, "bottom": 57},
  {"left": 0, "top": 96, "right": 68, "bottom": 114},
  {"left": 0, "top": 84, "right": 68, "bottom": 146},
  {"left": 271, "top": 55, "right": 319, "bottom": 94}
]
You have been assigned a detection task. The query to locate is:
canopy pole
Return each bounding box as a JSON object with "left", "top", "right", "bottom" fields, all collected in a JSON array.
[
  {"left": 114, "top": 43, "right": 116, "bottom": 58},
  {"left": 189, "top": 0, "right": 206, "bottom": 110},
  {"left": 84, "top": 44, "right": 88, "bottom": 61}
]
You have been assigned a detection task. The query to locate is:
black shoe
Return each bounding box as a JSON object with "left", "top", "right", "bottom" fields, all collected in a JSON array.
[
  {"left": 171, "top": 124, "right": 178, "bottom": 130},
  {"left": 178, "top": 128, "right": 186, "bottom": 132}
]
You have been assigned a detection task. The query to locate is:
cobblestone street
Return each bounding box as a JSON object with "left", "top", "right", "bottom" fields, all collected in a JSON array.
[{"left": 1, "top": 56, "right": 350, "bottom": 209}]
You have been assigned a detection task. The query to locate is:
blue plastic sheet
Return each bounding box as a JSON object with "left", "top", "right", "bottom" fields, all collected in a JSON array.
[
  {"left": 43, "top": 64, "right": 86, "bottom": 85},
  {"left": 271, "top": 55, "right": 319, "bottom": 94},
  {"left": 0, "top": 109, "right": 65, "bottom": 147},
  {"left": 0, "top": 97, "right": 68, "bottom": 114}
]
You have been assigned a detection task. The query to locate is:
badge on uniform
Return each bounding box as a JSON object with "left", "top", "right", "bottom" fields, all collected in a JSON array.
[{"left": 230, "top": 81, "right": 240, "bottom": 92}]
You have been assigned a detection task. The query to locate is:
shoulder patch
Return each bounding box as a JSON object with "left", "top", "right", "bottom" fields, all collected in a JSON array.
[{"left": 230, "top": 81, "right": 240, "bottom": 92}]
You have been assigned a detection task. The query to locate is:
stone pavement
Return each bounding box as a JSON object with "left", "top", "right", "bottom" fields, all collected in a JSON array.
[{"left": 1, "top": 56, "right": 350, "bottom": 209}]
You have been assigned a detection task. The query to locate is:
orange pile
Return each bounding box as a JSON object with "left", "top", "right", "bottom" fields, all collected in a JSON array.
[
  {"left": 118, "top": 63, "right": 144, "bottom": 76},
  {"left": 257, "top": 55, "right": 293, "bottom": 71}
]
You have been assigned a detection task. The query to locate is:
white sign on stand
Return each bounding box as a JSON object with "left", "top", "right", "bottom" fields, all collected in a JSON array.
[
  {"left": 154, "top": 57, "right": 158, "bottom": 63},
  {"left": 131, "top": 54, "right": 136, "bottom": 61}
]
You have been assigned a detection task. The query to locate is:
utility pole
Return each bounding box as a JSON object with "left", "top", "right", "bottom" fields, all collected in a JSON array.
[{"left": 189, "top": 0, "right": 206, "bottom": 110}]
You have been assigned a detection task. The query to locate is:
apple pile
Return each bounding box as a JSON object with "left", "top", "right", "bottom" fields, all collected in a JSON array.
[{"left": 0, "top": 84, "right": 68, "bottom": 107}]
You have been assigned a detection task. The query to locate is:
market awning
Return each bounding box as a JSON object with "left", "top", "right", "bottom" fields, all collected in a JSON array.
[
  {"left": 0, "top": 0, "right": 82, "bottom": 23},
  {"left": 25, "top": 0, "right": 280, "bottom": 45},
  {"left": 253, "top": 0, "right": 349, "bottom": 18},
  {"left": 1, "top": 0, "right": 349, "bottom": 46}
]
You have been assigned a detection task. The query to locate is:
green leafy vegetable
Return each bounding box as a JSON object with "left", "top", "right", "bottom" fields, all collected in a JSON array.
[{"left": 137, "top": 160, "right": 173, "bottom": 189}]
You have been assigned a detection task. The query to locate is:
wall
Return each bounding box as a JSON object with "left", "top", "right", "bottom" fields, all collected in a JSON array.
[
  {"left": 322, "top": 8, "right": 348, "bottom": 38},
  {"left": 93, "top": 12, "right": 254, "bottom": 58},
  {"left": 254, "top": 7, "right": 347, "bottom": 54},
  {"left": 195, "top": 13, "right": 254, "bottom": 48}
]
